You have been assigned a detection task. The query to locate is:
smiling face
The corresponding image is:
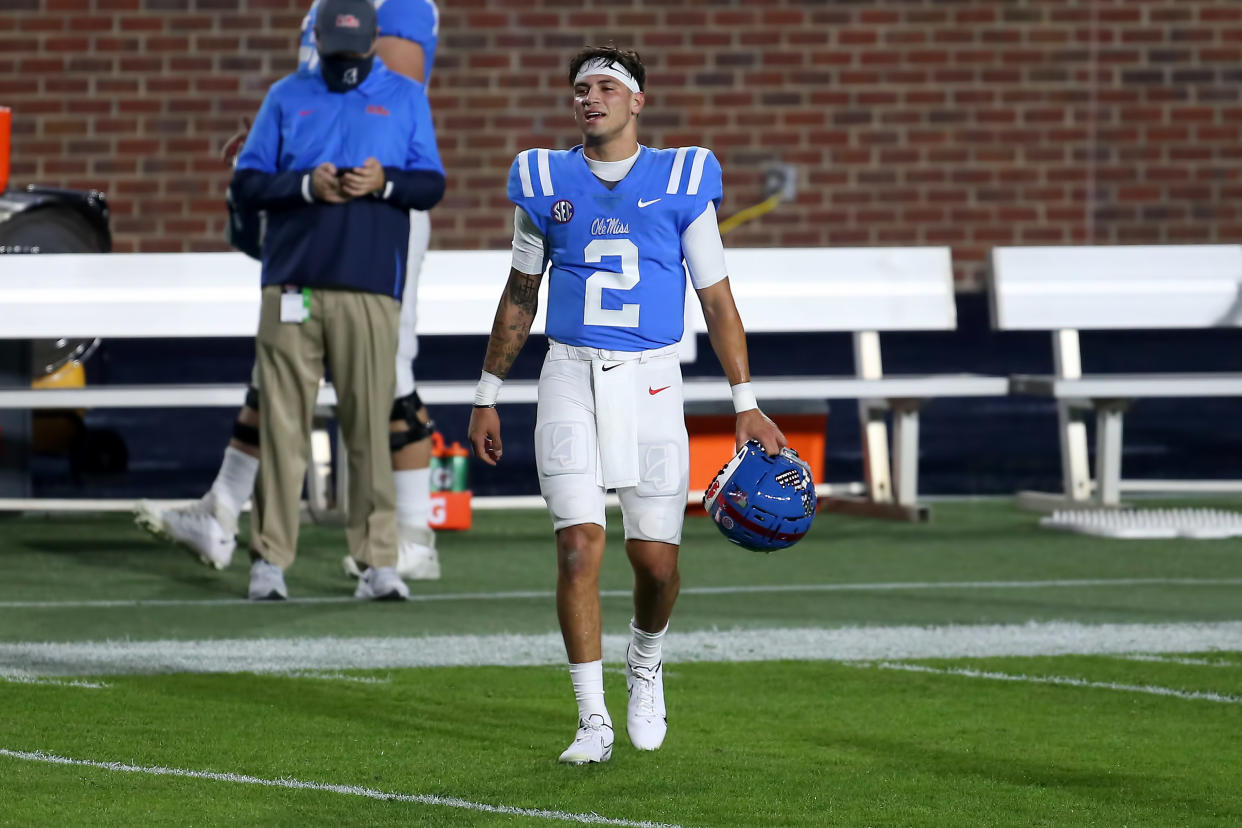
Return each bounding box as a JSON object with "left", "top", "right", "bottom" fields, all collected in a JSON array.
[{"left": 572, "top": 74, "right": 645, "bottom": 158}]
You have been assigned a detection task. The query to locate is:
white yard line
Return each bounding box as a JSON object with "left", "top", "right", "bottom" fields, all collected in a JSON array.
[
  {"left": 3, "top": 621, "right": 1241, "bottom": 677},
  {"left": 870, "top": 662, "right": 1242, "bottom": 704},
  {"left": 0, "top": 670, "right": 108, "bottom": 689},
  {"left": 269, "top": 671, "right": 391, "bottom": 684},
  {"left": 1112, "top": 654, "right": 1239, "bottom": 668},
  {"left": 2, "top": 577, "right": 1239, "bottom": 610},
  {"left": 0, "top": 749, "right": 683, "bottom": 827}
]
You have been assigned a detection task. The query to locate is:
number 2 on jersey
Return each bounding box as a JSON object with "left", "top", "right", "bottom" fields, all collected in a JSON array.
[{"left": 583, "top": 239, "right": 640, "bottom": 328}]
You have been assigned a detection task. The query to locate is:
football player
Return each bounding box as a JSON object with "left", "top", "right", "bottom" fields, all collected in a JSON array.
[
  {"left": 467, "top": 46, "right": 786, "bottom": 764},
  {"left": 136, "top": 0, "right": 444, "bottom": 582}
]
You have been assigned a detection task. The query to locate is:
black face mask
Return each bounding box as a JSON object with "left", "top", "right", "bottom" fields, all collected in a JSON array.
[{"left": 320, "top": 54, "right": 374, "bottom": 93}]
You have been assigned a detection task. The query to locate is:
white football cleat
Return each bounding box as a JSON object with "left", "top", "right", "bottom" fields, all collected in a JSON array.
[
  {"left": 342, "top": 526, "right": 439, "bottom": 581},
  {"left": 625, "top": 655, "right": 668, "bottom": 751},
  {"left": 558, "top": 713, "right": 614, "bottom": 765},
  {"left": 248, "top": 558, "right": 287, "bottom": 601},
  {"left": 354, "top": 566, "right": 410, "bottom": 601},
  {"left": 397, "top": 525, "right": 440, "bottom": 580},
  {"left": 134, "top": 494, "right": 236, "bottom": 570}
]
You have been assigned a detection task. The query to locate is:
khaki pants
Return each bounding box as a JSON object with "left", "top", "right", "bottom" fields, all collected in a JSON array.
[{"left": 251, "top": 285, "right": 400, "bottom": 570}]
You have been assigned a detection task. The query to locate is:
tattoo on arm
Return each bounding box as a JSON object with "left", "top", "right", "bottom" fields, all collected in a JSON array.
[
  {"left": 507, "top": 271, "right": 540, "bottom": 313},
  {"left": 483, "top": 269, "right": 541, "bottom": 379}
]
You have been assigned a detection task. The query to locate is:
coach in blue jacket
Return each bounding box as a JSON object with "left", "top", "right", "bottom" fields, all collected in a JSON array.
[{"left": 230, "top": 0, "right": 445, "bottom": 601}]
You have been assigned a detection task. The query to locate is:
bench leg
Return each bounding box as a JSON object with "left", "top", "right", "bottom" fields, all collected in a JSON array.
[
  {"left": 890, "top": 399, "right": 921, "bottom": 507},
  {"left": 335, "top": 428, "right": 350, "bottom": 516},
  {"left": 852, "top": 331, "right": 893, "bottom": 504},
  {"left": 1094, "top": 401, "right": 1127, "bottom": 507},
  {"left": 1051, "top": 329, "right": 1092, "bottom": 502},
  {"left": 858, "top": 400, "right": 893, "bottom": 504},
  {"left": 307, "top": 426, "right": 334, "bottom": 512},
  {"left": 1056, "top": 401, "right": 1093, "bottom": 502}
]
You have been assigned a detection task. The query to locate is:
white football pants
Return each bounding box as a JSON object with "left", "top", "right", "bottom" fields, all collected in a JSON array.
[{"left": 535, "top": 339, "right": 690, "bottom": 544}]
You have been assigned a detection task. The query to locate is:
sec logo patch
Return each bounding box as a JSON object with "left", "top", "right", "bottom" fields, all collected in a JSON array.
[{"left": 551, "top": 199, "right": 574, "bottom": 224}]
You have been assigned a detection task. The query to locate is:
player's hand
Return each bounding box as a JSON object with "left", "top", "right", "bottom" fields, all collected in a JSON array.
[
  {"left": 219, "top": 116, "right": 252, "bottom": 164},
  {"left": 311, "top": 163, "right": 348, "bottom": 203},
  {"left": 736, "top": 409, "right": 785, "bottom": 456},
  {"left": 341, "top": 157, "right": 385, "bottom": 198},
  {"left": 468, "top": 406, "right": 503, "bottom": 466}
]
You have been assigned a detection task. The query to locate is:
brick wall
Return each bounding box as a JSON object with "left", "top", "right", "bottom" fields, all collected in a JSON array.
[{"left": 3, "top": 0, "right": 1239, "bottom": 287}]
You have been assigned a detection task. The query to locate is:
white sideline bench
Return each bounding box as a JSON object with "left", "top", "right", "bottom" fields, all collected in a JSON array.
[
  {"left": 0, "top": 248, "right": 1007, "bottom": 519},
  {"left": 989, "top": 244, "right": 1242, "bottom": 510}
]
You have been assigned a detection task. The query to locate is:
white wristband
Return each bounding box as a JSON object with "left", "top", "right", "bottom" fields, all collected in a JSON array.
[
  {"left": 474, "top": 370, "right": 503, "bottom": 407},
  {"left": 731, "top": 381, "right": 758, "bottom": 414}
]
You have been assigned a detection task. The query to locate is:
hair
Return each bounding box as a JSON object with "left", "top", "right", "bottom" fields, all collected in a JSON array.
[{"left": 567, "top": 46, "right": 646, "bottom": 92}]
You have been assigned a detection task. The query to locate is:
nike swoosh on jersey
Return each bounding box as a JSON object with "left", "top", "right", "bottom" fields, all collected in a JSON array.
[
  {"left": 602, "top": 363, "right": 623, "bottom": 372},
  {"left": 648, "top": 386, "right": 670, "bottom": 395},
  {"left": 637, "top": 198, "right": 661, "bottom": 208}
]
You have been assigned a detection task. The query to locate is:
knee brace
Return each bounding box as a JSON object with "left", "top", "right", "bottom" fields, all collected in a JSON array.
[
  {"left": 389, "top": 390, "right": 434, "bottom": 452},
  {"left": 232, "top": 385, "right": 260, "bottom": 448},
  {"left": 232, "top": 420, "right": 259, "bottom": 448}
]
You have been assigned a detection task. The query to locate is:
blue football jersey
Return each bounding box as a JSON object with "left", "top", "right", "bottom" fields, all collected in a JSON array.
[
  {"left": 298, "top": 0, "right": 439, "bottom": 82},
  {"left": 508, "top": 145, "right": 724, "bottom": 351}
]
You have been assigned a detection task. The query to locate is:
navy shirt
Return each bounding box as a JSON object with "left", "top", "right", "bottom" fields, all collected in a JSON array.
[{"left": 232, "top": 58, "right": 445, "bottom": 299}]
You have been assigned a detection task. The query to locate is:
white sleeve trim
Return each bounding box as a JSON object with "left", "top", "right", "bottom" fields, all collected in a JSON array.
[
  {"left": 682, "top": 202, "right": 727, "bottom": 290},
  {"left": 516, "top": 150, "right": 535, "bottom": 198},
  {"left": 301, "top": 173, "right": 313, "bottom": 203},
  {"left": 686, "top": 147, "right": 710, "bottom": 195},
  {"left": 536, "top": 148, "right": 554, "bottom": 196},
  {"left": 666, "top": 147, "right": 689, "bottom": 194},
  {"left": 383, "top": 180, "right": 394, "bottom": 199},
  {"left": 510, "top": 206, "right": 547, "bottom": 275}
]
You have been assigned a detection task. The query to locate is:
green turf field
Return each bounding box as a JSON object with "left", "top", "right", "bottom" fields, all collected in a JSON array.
[{"left": 1, "top": 501, "right": 1240, "bottom": 825}]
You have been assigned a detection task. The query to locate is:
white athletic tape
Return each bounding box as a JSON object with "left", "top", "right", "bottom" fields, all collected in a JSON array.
[
  {"left": 869, "top": 662, "right": 1242, "bottom": 704},
  {"left": 4, "top": 621, "right": 1242, "bottom": 677},
  {"left": 0, "top": 749, "right": 684, "bottom": 827}
]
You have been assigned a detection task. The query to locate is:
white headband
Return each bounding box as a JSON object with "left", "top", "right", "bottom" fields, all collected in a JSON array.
[{"left": 574, "top": 58, "right": 640, "bottom": 93}]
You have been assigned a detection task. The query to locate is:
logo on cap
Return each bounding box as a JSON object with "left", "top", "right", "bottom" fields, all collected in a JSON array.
[{"left": 335, "top": 14, "right": 360, "bottom": 28}]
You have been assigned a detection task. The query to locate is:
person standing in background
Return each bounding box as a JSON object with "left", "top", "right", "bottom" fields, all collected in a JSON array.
[
  {"left": 231, "top": 0, "right": 445, "bottom": 600},
  {"left": 136, "top": 0, "right": 446, "bottom": 583}
]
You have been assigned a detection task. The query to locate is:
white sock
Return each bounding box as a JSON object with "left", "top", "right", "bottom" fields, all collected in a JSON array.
[
  {"left": 628, "top": 618, "right": 668, "bottom": 669},
  {"left": 394, "top": 468, "right": 431, "bottom": 529},
  {"left": 209, "top": 446, "right": 257, "bottom": 520},
  {"left": 568, "top": 660, "right": 609, "bottom": 721}
]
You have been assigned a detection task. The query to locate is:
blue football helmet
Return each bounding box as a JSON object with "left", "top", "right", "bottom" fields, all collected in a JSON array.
[{"left": 703, "top": 441, "right": 817, "bottom": 552}]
